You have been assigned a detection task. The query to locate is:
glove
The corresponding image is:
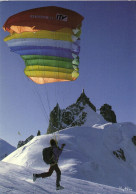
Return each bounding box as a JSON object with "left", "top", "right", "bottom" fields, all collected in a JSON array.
[{"left": 61, "top": 143, "right": 66, "bottom": 148}]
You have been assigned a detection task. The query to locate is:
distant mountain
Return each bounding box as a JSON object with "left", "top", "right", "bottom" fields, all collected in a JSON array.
[
  {"left": 0, "top": 138, "right": 16, "bottom": 160},
  {"left": 3, "top": 111, "right": 136, "bottom": 191},
  {"left": 47, "top": 90, "right": 105, "bottom": 134}
]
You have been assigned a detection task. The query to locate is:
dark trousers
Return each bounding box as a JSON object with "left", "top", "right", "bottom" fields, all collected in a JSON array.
[{"left": 36, "top": 164, "right": 61, "bottom": 186}]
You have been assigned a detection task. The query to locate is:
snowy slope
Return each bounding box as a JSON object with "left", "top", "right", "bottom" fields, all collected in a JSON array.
[
  {"left": 0, "top": 161, "right": 135, "bottom": 194},
  {"left": 82, "top": 104, "right": 106, "bottom": 126},
  {"left": 3, "top": 122, "right": 136, "bottom": 192},
  {"left": 0, "top": 138, "right": 16, "bottom": 160}
]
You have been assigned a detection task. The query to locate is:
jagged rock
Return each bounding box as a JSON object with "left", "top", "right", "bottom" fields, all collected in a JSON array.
[
  {"left": 61, "top": 110, "right": 74, "bottom": 126},
  {"left": 17, "top": 141, "right": 25, "bottom": 148},
  {"left": 100, "top": 104, "right": 117, "bottom": 123},
  {"left": 47, "top": 90, "right": 96, "bottom": 134},
  {"left": 37, "top": 130, "right": 41, "bottom": 136},
  {"left": 25, "top": 135, "right": 34, "bottom": 143},
  {"left": 76, "top": 89, "right": 96, "bottom": 112},
  {"left": 47, "top": 103, "right": 61, "bottom": 134},
  {"left": 132, "top": 136, "right": 136, "bottom": 146},
  {"left": 17, "top": 135, "right": 34, "bottom": 148},
  {"left": 113, "top": 148, "right": 126, "bottom": 161}
]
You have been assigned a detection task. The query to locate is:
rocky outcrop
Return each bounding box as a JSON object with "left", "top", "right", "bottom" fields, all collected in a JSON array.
[
  {"left": 47, "top": 103, "right": 61, "bottom": 134},
  {"left": 47, "top": 91, "right": 118, "bottom": 134},
  {"left": 132, "top": 136, "right": 136, "bottom": 146},
  {"left": 100, "top": 104, "right": 117, "bottom": 123},
  {"left": 37, "top": 130, "right": 41, "bottom": 136},
  {"left": 76, "top": 89, "right": 96, "bottom": 112},
  {"left": 17, "top": 135, "right": 34, "bottom": 148},
  {"left": 47, "top": 90, "right": 96, "bottom": 134},
  {"left": 113, "top": 148, "right": 126, "bottom": 161}
]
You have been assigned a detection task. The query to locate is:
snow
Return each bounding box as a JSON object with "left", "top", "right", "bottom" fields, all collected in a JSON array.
[
  {"left": 82, "top": 105, "right": 106, "bottom": 126},
  {"left": 0, "top": 161, "right": 135, "bottom": 194},
  {"left": 1, "top": 108, "right": 136, "bottom": 193}
]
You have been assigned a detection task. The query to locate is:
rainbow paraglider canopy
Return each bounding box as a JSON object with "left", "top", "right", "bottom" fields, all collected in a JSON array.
[{"left": 3, "top": 6, "right": 84, "bottom": 84}]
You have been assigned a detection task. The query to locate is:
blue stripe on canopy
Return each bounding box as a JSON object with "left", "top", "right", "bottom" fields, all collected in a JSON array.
[{"left": 6, "top": 38, "right": 80, "bottom": 53}]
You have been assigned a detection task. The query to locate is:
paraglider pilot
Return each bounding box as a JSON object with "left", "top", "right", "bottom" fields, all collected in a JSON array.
[{"left": 33, "top": 139, "right": 65, "bottom": 190}]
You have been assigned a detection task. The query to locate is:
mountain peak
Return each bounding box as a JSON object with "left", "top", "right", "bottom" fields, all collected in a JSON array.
[
  {"left": 47, "top": 90, "right": 103, "bottom": 134},
  {"left": 76, "top": 89, "right": 96, "bottom": 112}
]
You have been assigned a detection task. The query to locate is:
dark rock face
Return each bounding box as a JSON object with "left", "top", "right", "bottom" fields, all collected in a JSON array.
[
  {"left": 132, "top": 136, "right": 136, "bottom": 146},
  {"left": 47, "top": 90, "right": 96, "bottom": 134},
  {"left": 17, "top": 135, "right": 34, "bottom": 148},
  {"left": 113, "top": 148, "right": 126, "bottom": 161},
  {"left": 47, "top": 91, "right": 118, "bottom": 134},
  {"left": 61, "top": 111, "right": 74, "bottom": 125},
  {"left": 47, "top": 103, "right": 61, "bottom": 134},
  {"left": 100, "top": 104, "right": 117, "bottom": 123},
  {"left": 37, "top": 130, "right": 41, "bottom": 136}
]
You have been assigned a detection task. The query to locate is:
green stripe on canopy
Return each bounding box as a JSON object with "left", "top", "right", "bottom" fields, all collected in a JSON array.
[
  {"left": 21, "top": 55, "right": 72, "bottom": 61},
  {"left": 25, "top": 59, "right": 74, "bottom": 69}
]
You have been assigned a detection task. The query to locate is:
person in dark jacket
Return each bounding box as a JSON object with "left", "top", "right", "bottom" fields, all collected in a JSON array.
[{"left": 33, "top": 139, "right": 65, "bottom": 190}]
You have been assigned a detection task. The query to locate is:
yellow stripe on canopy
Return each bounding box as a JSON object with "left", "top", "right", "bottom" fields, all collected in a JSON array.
[{"left": 24, "top": 70, "right": 79, "bottom": 80}]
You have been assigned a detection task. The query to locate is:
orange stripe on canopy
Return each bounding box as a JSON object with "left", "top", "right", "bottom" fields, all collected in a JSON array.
[{"left": 29, "top": 77, "right": 74, "bottom": 84}]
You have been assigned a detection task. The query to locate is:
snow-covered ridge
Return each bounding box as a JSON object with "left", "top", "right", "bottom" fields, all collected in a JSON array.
[{"left": 0, "top": 138, "right": 16, "bottom": 160}]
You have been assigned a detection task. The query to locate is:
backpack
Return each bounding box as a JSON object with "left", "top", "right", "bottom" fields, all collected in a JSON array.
[{"left": 42, "top": 147, "right": 54, "bottom": 164}]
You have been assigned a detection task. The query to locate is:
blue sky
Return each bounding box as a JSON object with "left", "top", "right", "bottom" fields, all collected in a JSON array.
[{"left": 0, "top": 1, "right": 136, "bottom": 146}]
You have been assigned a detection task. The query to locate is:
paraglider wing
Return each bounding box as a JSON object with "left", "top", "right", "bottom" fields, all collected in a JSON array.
[{"left": 3, "top": 6, "right": 84, "bottom": 84}]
